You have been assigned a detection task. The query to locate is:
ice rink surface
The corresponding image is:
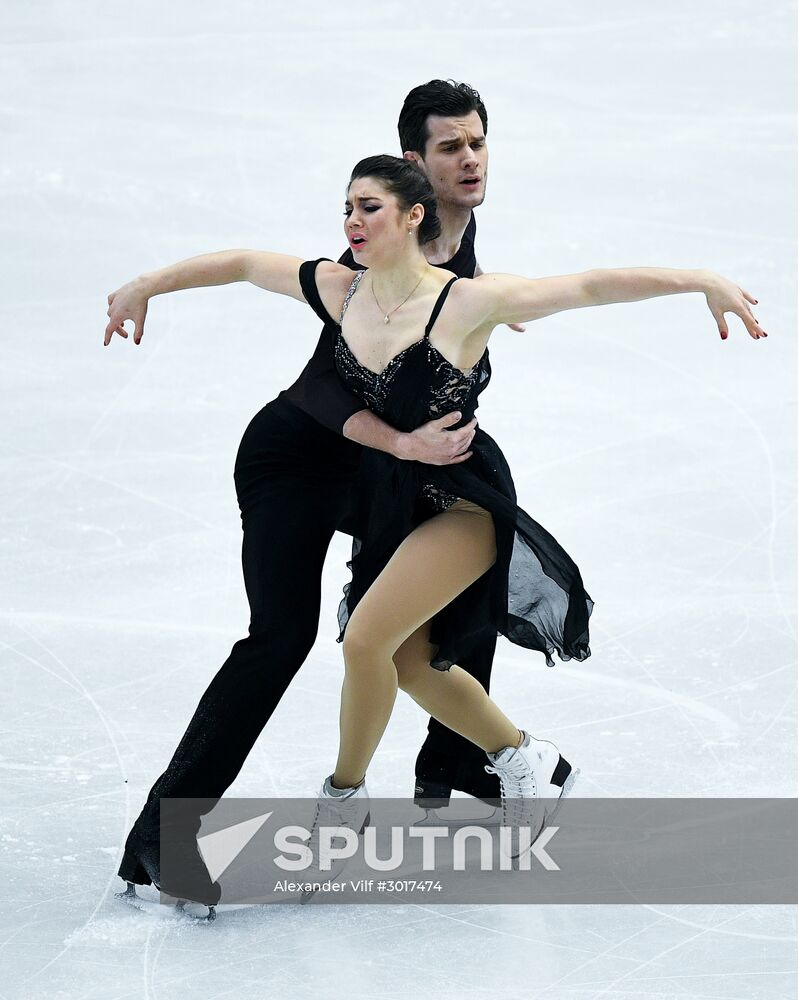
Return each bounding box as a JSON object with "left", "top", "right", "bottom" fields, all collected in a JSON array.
[{"left": 2, "top": 0, "right": 797, "bottom": 996}]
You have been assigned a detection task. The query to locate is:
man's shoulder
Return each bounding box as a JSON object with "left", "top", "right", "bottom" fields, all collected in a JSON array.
[{"left": 441, "top": 211, "right": 478, "bottom": 278}]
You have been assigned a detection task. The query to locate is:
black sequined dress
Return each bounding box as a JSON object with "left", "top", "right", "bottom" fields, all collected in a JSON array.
[{"left": 299, "top": 258, "right": 594, "bottom": 671}]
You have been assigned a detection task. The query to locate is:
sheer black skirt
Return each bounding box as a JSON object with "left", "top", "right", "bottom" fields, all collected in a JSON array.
[{"left": 337, "top": 426, "right": 593, "bottom": 671}]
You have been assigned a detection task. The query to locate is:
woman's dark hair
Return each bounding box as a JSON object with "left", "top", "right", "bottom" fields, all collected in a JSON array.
[
  {"left": 398, "top": 79, "right": 488, "bottom": 157},
  {"left": 348, "top": 154, "right": 442, "bottom": 246}
]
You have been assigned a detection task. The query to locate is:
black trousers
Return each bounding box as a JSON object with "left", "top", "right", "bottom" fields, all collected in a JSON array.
[{"left": 130, "top": 399, "right": 496, "bottom": 838}]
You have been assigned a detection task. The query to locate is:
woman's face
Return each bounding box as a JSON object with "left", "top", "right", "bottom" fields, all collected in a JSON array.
[{"left": 344, "top": 177, "right": 421, "bottom": 264}]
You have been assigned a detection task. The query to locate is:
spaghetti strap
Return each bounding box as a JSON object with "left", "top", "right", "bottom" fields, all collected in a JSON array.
[
  {"left": 424, "top": 276, "right": 459, "bottom": 339},
  {"left": 339, "top": 270, "right": 367, "bottom": 324}
]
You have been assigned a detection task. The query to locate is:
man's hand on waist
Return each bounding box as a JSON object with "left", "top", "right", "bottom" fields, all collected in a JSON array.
[{"left": 395, "top": 412, "right": 476, "bottom": 465}]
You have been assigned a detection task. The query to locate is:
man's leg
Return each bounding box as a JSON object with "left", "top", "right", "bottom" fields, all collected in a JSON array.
[
  {"left": 415, "top": 634, "right": 501, "bottom": 804},
  {"left": 120, "top": 403, "right": 355, "bottom": 880}
]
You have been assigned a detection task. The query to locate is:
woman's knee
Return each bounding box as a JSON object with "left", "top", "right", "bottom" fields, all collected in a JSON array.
[
  {"left": 342, "top": 614, "right": 398, "bottom": 671},
  {"left": 395, "top": 660, "right": 426, "bottom": 694},
  {"left": 393, "top": 632, "right": 433, "bottom": 693}
]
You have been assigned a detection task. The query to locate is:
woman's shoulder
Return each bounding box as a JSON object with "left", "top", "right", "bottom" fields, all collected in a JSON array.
[
  {"left": 433, "top": 274, "right": 502, "bottom": 363},
  {"left": 308, "top": 260, "right": 363, "bottom": 325},
  {"left": 311, "top": 258, "right": 361, "bottom": 286},
  {"left": 445, "top": 271, "right": 497, "bottom": 317}
]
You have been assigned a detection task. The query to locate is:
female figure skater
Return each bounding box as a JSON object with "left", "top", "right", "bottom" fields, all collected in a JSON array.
[{"left": 246, "top": 154, "right": 763, "bottom": 871}]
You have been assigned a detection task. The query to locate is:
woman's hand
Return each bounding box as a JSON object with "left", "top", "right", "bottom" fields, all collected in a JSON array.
[
  {"left": 702, "top": 271, "right": 766, "bottom": 341},
  {"left": 104, "top": 276, "right": 150, "bottom": 346}
]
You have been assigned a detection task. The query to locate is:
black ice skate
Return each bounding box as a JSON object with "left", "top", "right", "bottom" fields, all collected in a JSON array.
[
  {"left": 115, "top": 824, "right": 221, "bottom": 921},
  {"left": 413, "top": 744, "right": 502, "bottom": 828}
]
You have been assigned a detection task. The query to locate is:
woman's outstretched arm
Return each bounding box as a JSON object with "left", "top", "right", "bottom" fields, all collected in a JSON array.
[
  {"left": 463, "top": 267, "right": 765, "bottom": 342},
  {"left": 104, "top": 252, "right": 479, "bottom": 464},
  {"left": 104, "top": 250, "right": 310, "bottom": 345}
]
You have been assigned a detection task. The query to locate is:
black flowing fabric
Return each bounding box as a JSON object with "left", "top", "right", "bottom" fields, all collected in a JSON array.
[{"left": 299, "top": 258, "right": 594, "bottom": 672}]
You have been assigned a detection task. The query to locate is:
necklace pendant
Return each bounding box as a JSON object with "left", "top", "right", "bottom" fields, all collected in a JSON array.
[{"left": 384, "top": 315, "right": 390, "bottom": 324}]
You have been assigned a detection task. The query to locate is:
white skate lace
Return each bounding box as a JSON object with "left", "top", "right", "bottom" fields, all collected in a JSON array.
[
  {"left": 484, "top": 749, "right": 541, "bottom": 834},
  {"left": 307, "top": 796, "right": 366, "bottom": 872}
]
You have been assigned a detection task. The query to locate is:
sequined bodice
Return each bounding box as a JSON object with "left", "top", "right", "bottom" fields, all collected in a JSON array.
[
  {"left": 333, "top": 270, "right": 488, "bottom": 423},
  {"left": 333, "top": 270, "right": 490, "bottom": 514},
  {"left": 335, "top": 333, "right": 485, "bottom": 418}
]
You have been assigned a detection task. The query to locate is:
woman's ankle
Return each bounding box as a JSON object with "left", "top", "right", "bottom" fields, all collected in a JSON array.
[
  {"left": 331, "top": 773, "right": 365, "bottom": 791},
  {"left": 486, "top": 728, "right": 525, "bottom": 755}
]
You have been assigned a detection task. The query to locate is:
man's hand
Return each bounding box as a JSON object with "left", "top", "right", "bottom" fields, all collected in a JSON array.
[{"left": 395, "top": 412, "right": 477, "bottom": 465}]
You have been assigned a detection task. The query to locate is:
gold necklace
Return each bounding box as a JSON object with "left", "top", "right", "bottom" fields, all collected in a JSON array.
[{"left": 370, "top": 270, "right": 427, "bottom": 324}]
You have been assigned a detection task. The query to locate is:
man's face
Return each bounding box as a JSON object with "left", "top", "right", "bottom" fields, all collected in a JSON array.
[{"left": 406, "top": 110, "right": 488, "bottom": 211}]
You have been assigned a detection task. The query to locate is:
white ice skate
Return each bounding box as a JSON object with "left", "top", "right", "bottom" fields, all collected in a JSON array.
[
  {"left": 484, "top": 730, "right": 578, "bottom": 860},
  {"left": 300, "top": 775, "right": 370, "bottom": 904}
]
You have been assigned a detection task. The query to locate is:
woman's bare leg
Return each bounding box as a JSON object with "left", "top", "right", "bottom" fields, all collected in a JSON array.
[{"left": 333, "top": 502, "right": 518, "bottom": 789}]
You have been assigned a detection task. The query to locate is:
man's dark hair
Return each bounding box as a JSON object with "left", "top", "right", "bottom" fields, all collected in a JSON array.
[
  {"left": 398, "top": 79, "right": 488, "bottom": 157},
  {"left": 349, "top": 154, "right": 442, "bottom": 246}
]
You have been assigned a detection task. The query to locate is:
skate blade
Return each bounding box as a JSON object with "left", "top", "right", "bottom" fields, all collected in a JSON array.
[
  {"left": 115, "top": 883, "right": 216, "bottom": 922},
  {"left": 413, "top": 806, "right": 502, "bottom": 829},
  {"left": 175, "top": 899, "right": 217, "bottom": 921},
  {"left": 549, "top": 765, "right": 579, "bottom": 825}
]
